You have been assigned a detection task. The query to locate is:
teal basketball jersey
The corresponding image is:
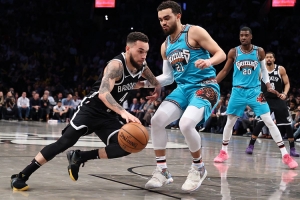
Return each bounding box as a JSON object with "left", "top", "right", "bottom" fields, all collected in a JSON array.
[
  {"left": 232, "top": 45, "right": 261, "bottom": 88},
  {"left": 165, "top": 24, "right": 216, "bottom": 85}
]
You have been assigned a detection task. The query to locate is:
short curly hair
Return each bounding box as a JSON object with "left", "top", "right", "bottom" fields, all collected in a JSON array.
[
  {"left": 157, "top": 1, "right": 182, "bottom": 15},
  {"left": 126, "top": 32, "right": 149, "bottom": 44}
]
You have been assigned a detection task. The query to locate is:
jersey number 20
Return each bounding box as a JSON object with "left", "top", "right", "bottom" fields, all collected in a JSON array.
[{"left": 242, "top": 69, "right": 252, "bottom": 75}]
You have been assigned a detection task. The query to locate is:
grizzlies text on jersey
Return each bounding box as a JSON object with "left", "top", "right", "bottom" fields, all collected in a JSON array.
[
  {"left": 233, "top": 45, "right": 261, "bottom": 88},
  {"left": 165, "top": 24, "right": 217, "bottom": 85}
]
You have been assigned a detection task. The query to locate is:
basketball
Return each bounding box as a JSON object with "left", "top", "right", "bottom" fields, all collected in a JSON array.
[{"left": 118, "top": 122, "right": 149, "bottom": 153}]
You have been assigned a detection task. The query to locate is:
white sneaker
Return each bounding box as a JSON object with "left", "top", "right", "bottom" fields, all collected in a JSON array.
[
  {"left": 145, "top": 166, "right": 173, "bottom": 189},
  {"left": 181, "top": 165, "right": 207, "bottom": 192}
]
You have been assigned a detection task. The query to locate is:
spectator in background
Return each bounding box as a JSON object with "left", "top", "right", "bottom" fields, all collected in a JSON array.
[
  {"left": 43, "top": 90, "right": 56, "bottom": 106},
  {"left": 62, "top": 93, "right": 75, "bottom": 121},
  {"left": 143, "top": 99, "right": 161, "bottom": 126},
  {"left": 128, "top": 98, "right": 140, "bottom": 115},
  {"left": 30, "top": 91, "right": 36, "bottom": 101},
  {"left": 0, "top": 91, "right": 4, "bottom": 119},
  {"left": 53, "top": 100, "right": 68, "bottom": 122},
  {"left": 203, "top": 100, "right": 227, "bottom": 133},
  {"left": 54, "top": 92, "right": 63, "bottom": 104},
  {"left": 17, "top": 92, "right": 30, "bottom": 120},
  {"left": 289, "top": 99, "right": 298, "bottom": 121},
  {"left": 3, "top": 97, "right": 18, "bottom": 120},
  {"left": 40, "top": 94, "right": 50, "bottom": 122},
  {"left": 73, "top": 92, "right": 82, "bottom": 111},
  {"left": 30, "top": 93, "right": 41, "bottom": 121},
  {"left": 135, "top": 97, "right": 146, "bottom": 121},
  {"left": 241, "top": 106, "right": 256, "bottom": 136}
]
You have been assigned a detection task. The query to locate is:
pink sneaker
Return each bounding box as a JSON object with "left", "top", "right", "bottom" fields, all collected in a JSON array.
[
  {"left": 282, "top": 154, "right": 298, "bottom": 169},
  {"left": 214, "top": 150, "right": 229, "bottom": 163}
]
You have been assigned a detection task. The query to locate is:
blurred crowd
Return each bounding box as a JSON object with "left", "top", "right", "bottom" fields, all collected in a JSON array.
[{"left": 0, "top": 0, "right": 300, "bottom": 138}]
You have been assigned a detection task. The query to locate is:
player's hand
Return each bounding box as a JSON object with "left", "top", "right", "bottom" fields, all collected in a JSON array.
[
  {"left": 195, "top": 59, "right": 211, "bottom": 69},
  {"left": 120, "top": 110, "right": 141, "bottom": 124},
  {"left": 146, "top": 84, "right": 161, "bottom": 103},
  {"left": 278, "top": 93, "right": 287, "bottom": 100},
  {"left": 134, "top": 81, "right": 144, "bottom": 89}
]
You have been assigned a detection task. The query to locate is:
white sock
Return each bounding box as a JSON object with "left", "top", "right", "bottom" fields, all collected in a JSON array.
[
  {"left": 192, "top": 157, "right": 204, "bottom": 169},
  {"left": 156, "top": 156, "right": 167, "bottom": 169},
  {"left": 222, "top": 140, "right": 229, "bottom": 152}
]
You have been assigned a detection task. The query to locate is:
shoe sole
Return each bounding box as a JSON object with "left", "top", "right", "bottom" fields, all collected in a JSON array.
[
  {"left": 181, "top": 170, "right": 207, "bottom": 192},
  {"left": 11, "top": 179, "right": 29, "bottom": 191},
  {"left": 145, "top": 177, "right": 173, "bottom": 189},
  {"left": 12, "top": 186, "right": 29, "bottom": 191}
]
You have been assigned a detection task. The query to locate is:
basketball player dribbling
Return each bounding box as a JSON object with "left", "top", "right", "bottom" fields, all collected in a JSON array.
[
  {"left": 10, "top": 32, "right": 162, "bottom": 191},
  {"left": 136, "top": 1, "right": 226, "bottom": 192},
  {"left": 213, "top": 27, "right": 298, "bottom": 169}
]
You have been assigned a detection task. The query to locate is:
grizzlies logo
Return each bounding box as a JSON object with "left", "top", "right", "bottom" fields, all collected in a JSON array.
[
  {"left": 167, "top": 49, "right": 190, "bottom": 72},
  {"left": 195, "top": 87, "right": 218, "bottom": 107},
  {"left": 256, "top": 92, "right": 267, "bottom": 103}
]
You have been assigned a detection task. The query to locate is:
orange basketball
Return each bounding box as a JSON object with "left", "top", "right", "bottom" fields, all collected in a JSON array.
[{"left": 118, "top": 122, "right": 149, "bottom": 153}]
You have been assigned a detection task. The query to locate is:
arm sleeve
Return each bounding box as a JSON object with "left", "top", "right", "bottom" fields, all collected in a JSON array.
[
  {"left": 143, "top": 60, "right": 174, "bottom": 88},
  {"left": 260, "top": 59, "right": 270, "bottom": 84}
]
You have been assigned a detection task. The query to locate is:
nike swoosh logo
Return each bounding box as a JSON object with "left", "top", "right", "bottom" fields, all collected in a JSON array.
[{"left": 124, "top": 75, "right": 132, "bottom": 78}]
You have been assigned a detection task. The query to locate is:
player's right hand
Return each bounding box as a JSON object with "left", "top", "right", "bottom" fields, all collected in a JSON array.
[{"left": 120, "top": 110, "right": 141, "bottom": 124}]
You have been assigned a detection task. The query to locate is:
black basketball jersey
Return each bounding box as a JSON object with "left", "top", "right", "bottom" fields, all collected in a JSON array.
[
  {"left": 88, "top": 53, "right": 145, "bottom": 113},
  {"left": 261, "top": 64, "right": 283, "bottom": 98}
]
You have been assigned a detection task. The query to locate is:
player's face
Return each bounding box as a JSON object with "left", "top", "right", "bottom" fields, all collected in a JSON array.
[
  {"left": 239, "top": 31, "right": 252, "bottom": 46},
  {"left": 158, "top": 8, "right": 179, "bottom": 35},
  {"left": 265, "top": 53, "right": 275, "bottom": 66},
  {"left": 128, "top": 41, "right": 149, "bottom": 71}
]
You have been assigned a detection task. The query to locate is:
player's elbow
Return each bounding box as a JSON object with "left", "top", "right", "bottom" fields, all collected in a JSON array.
[{"left": 98, "top": 93, "right": 107, "bottom": 102}]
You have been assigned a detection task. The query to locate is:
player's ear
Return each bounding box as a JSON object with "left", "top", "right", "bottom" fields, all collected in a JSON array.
[
  {"left": 176, "top": 13, "right": 181, "bottom": 21},
  {"left": 125, "top": 45, "right": 130, "bottom": 52}
]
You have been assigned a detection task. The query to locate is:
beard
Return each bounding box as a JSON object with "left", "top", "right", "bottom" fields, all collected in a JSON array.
[
  {"left": 129, "top": 53, "right": 143, "bottom": 72},
  {"left": 162, "top": 23, "right": 178, "bottom": 35},
  {"left": 266, "top": 61, "right": 272, "bottom": 66}
]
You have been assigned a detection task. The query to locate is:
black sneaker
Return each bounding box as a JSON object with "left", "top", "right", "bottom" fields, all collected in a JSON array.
[
  {"left": 11, "top": 173, "right": 29, "bottom": 191},
  {"left": 67, "top": 150, "right": 85, "bottom": 181}
]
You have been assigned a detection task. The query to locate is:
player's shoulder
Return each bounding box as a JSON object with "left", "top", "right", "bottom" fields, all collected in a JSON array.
[
  {"left": 228, "top": 47, "right": 237, "bottom": 56},
  {"left": 188, "top": 25, "right": 206, "bottom": 33}
]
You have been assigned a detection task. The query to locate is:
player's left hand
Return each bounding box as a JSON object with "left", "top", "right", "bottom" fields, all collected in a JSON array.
[
  {"left": 195, "top": 59, "right": 211, "bottom": 69},
  {"left": 146, "top": 85, "right": 161, "bottom": 103},
  {"left": 278, "top": 93, "right": 287, "bottom": 100}
]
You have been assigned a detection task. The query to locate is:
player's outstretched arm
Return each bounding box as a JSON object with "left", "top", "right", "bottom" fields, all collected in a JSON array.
[
  {"left": 216, "top": 48, "right": 235, "bottom": 83},
  {"left": 190, "top": 26, "right": 226, "bottom": 69},
  {"left": 98, "top": 61, "right": 140, "bottom": 123}
]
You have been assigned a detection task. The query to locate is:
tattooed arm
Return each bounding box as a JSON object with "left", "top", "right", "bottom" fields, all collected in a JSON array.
[{"left": 98, "top": 61, "right": 140, "bottom": 123}]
